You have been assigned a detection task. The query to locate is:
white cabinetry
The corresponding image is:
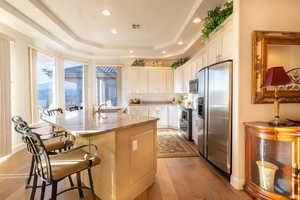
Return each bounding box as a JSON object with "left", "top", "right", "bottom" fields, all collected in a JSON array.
[
  {"left": 168, "top": 105, "right": 179, "bottom": 129},
  {"left": 173, "top": 17, "right": 233, "bottom": 94},
  {"left": 148, "top": 105, "right": 168, "bottom": 128},
  {"left": 127, "top": 69, "right": 148, "bottom": 94},
  {"left": 125, "top": 67, "right": 173, "bottom": 94},
  {"left": 127, "top": 105, "right": 149, "bottom": 117},
  {"left": 174, "top": 67, "right": 184, "bottom": 93},
  {"left": 128, "top": 104, "right": 179, "bottom": 129}
]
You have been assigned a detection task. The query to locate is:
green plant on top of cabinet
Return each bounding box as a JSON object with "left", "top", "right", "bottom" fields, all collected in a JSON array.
[
  {"left": 202, "top": 1, "right": 233, "bottom": 38},
  {"left": 170, "top": 57, "right": 190, "bottom": 69}
]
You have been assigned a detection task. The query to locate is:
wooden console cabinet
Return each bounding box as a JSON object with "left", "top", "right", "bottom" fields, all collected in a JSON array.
[{"left": 244, "top": 122, "right": 300, "bottom": 200}]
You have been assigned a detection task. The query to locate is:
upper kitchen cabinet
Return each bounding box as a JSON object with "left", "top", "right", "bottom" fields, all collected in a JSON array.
[
  {"left": 165, "top": 69, "right": 174, "bottom": 93},
  {"left": 124, "top": 67, "right": 174, "bottom": 94},
  {"left": 174, "top": 66, "right": 184, "bottom": 93},
  {"left": 127, "top": 68, "right": 148, "bottom": 94},
  {"left": 148, "top": 69, "right": 173, "bottom": 94},
  {"left": 148, "top": 69, "right": 165, "bottom": 93}
]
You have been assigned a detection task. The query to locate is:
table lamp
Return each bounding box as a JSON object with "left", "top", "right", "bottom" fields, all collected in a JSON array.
[{"left": 261, "top": 66, "right": 292, "bottom": 126}]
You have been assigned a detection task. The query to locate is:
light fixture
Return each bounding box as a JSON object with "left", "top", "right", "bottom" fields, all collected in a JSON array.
[
  {"left": 111, "top": 29, "right": 117, "bottom": 34},
  {"left": 193, "top": 17, "right": 202, "bottom": 23},
  {"left": 102, "top": 10, "right": 111, "bottom": 16},
  {"left": 129, "top": 50, "right": 134, "bottom": 54},
  {"left": 162, "top": 51, "right": 166, "bottom": 54},
  {"left": 177, "top": 41, "right": 183, "bottom": 45}
]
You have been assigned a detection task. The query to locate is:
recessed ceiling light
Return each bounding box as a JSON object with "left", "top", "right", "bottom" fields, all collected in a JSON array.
[
  {"left": 162, "top": 51, "right": 166, "bottom": 54},
  {"left": 111, "top": 29, "right": 117, "bottom": 34},
  {"left": 129, "top": 50, "right": 134, "bottom": 54},
  {"left": 193, "top": 17, "right": 202, "bottom": 23},
  {"left": 102, "top": 10, "right": 111, "bottom": 16},
  {"left": 177, "top": 41, "right": 183, "bottom": 45}
]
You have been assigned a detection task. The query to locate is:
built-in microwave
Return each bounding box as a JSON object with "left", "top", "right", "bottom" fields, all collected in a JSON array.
[{"left": 189, "top": 79, "right": 198, "bottom": 94}]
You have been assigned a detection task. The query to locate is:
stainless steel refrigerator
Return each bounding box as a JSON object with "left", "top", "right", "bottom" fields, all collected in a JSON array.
[{"left": 197, "top": 60, "right": 232, "bottom": 175}]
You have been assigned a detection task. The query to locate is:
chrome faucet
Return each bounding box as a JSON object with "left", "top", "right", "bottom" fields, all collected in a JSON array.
[{"left": 97, "top": 103, "right": 108, "bottom": 118}]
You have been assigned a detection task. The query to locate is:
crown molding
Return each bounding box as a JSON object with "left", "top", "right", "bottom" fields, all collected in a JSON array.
[
  {"left": 0, "top": 0, "right": 206, "bottom": 59},
  {"left": 29, "top": 0, "right": 202, "bottom": 51},
  {"left": 154, "top": 0, "right": 203, "bottom": 50}
]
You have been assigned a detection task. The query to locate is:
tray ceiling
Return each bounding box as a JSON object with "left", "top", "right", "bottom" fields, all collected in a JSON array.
[{"left": 0, "top": 0, "right": 224, "bottom": 59}]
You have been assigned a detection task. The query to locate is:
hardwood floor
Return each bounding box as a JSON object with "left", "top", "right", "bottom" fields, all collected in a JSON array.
[{"left": 0, "top": 149, "right": 251, "bottom": 200}]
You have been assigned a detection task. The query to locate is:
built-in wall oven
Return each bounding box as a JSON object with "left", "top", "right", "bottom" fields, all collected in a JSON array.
[{"left": 179, "top": 106, "right": 193, "bottom": 141}]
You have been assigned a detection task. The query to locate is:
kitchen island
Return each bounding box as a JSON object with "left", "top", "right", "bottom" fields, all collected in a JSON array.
[{"left": 42, "top": 109, "right": 158, "bottom": 200}]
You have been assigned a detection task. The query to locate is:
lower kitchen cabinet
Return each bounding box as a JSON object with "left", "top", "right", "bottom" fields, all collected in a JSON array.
[
  {"left": 128, "top": 104, "right": 179, "bottom": 129},
  {"left": 168, "top": 105, "right": 180, "bottom": 129}
]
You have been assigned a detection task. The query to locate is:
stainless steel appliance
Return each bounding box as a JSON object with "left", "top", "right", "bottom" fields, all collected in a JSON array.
[
  {"left": 179, "top": 106, "right": 193, "bottom": 141},
  {"left": 189, "top": 79, "right": 198, "bottom": 94},
  {"left": 197, "top": 60, "right": 232, "bottom": 176}
]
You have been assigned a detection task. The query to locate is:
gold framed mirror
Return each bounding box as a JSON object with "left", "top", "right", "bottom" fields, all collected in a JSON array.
[{"left": 252, "top": 31, "right": 300, "bottom": 104}]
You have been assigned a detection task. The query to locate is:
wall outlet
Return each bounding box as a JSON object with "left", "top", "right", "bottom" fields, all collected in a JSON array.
[{"left": 132, "top": 140, "right": 138, "bottom": 151}]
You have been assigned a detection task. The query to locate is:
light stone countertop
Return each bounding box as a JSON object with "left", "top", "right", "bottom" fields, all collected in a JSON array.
[{"left": 41, "top": 109, "right": 158, "bottom": 137}]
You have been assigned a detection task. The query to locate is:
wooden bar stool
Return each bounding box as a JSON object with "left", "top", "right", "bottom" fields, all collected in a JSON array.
[{"left": 23, "top": 130, "right": 100, "bottom": 200}]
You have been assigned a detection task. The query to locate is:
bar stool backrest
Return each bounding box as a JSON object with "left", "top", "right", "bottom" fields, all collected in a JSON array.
[
  {"left": 11, "top": 115, "right": 30, "bottom": 136},
  {"left": 23, "top": 130, "right": 52, "bottom": 183}
]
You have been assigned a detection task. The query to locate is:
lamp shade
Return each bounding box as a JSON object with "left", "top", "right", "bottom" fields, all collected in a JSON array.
[{"left": 261, "top": 66, "right": 292, "bottom": 88}]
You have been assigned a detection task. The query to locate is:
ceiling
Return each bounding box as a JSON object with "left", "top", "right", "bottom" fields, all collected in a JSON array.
[{"left": 0, "top": 0, "right": 224, "bottom": 61}]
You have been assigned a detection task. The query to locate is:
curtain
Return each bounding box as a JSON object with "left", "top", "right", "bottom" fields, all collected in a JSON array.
[{"left": 0, "top": 37, "right": 12, "bottom": 157}]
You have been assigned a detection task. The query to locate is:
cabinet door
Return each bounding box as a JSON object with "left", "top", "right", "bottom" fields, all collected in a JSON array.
[
  {"left": 148, "top": 70, "right": 164, "bottom": 93},
  {"left": 208, "top": 38, "right": 219, "bottom": 65},
  {"left": 127, "top": 69, "right": 148, "bottom": 94},
  {"left": 174, "top": 67, "right": 184, "bottom": 93},
  {"left": 137, "top": 69, "right": 148, "bottom": 93},
  {"left": 165, "top": 70, "right": 173, "bottom": 93},
  {"left": 128, "top": 106, "right": 148, "bottom": 117},
  {"left": 168, "top": 105, "right": 179, "bottom": 129},
  {"left": 221, "top": 25, "right": 234, "bottom": 60},
  {"left": 183, "top": 65, "right": 191, "bottom": 92}
]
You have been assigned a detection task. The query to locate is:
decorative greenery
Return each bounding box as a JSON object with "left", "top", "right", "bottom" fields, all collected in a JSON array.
[
  {"left": 202, "top": 1, "right": 233, "bottom": 38},
  {"left": 170, "top": 57, "right": 190, "bottom": 69},
  {"left": 131, "top": 58, "right": 145, "bottom": 66}
]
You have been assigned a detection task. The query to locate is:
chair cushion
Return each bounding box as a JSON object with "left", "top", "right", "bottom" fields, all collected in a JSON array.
[
  {"left": 48, "top": 149, "right": 101, "bottom": 181},
  {"left": 43, "top": 137, "right": 74, "bottom": 152}
]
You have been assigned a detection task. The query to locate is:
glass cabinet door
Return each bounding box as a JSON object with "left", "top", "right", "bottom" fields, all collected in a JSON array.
[{"left": 249, "top": 134, "right": 298, "bottom": 198}]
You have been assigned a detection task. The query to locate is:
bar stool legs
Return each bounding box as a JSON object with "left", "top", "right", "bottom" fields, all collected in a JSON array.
[
  {"left": 51, "top": 181, "right": 58, "bottom": 200},
  {"left": 88, "top": 168, "right": 96, "bottom": 200},
  {"left": 76, "top": 172, "right": 84, "bottom": 198},
  {"left": 30, "top": 173, "right": 38, "bottom": 200},
  {"left": 68, "top": 175, "right": 74, "bottom": 187},
  {"left": 40, "top": 181, "right": 46, "bottom": 200},
  {"left": 26, "top": 156, "right": 35, "bottom": 188}
]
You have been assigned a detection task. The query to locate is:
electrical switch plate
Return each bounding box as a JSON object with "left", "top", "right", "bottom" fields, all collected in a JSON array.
[{"left": 132, "top": 140, "right": 138, "bottom": 151}]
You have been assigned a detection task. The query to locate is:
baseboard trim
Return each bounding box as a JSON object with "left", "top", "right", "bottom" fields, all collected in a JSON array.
[{"left": 230, "top": 175, "right": 245, "bottom": 190}]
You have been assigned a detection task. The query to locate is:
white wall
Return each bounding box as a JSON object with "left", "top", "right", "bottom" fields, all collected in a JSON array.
[{"left": 232, "top": 0, "right": 300, "bottom": 189}]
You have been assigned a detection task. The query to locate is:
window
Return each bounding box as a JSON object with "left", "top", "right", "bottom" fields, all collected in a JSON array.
[
  {"left": 64, "top": 61, "right": 84, "bottom": 107},
  {"left": 96, "top": 66, "right": 118, "bottom": 106},
  {"left": 36, "top": 52, "right": 55, "bottom": 109}
]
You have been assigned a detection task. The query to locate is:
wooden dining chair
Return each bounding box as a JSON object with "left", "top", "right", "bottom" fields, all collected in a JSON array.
[
  {"left": 23, "top": 130, "right": 100, "bottom": 200},
  {"left": 11, "top": 116, "right": 75, "bottom": 189}
]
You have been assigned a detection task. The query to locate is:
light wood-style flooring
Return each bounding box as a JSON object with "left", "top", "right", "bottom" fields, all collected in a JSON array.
[{"left": 0, "top": 149, "right": 251, "bottom": 200}]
